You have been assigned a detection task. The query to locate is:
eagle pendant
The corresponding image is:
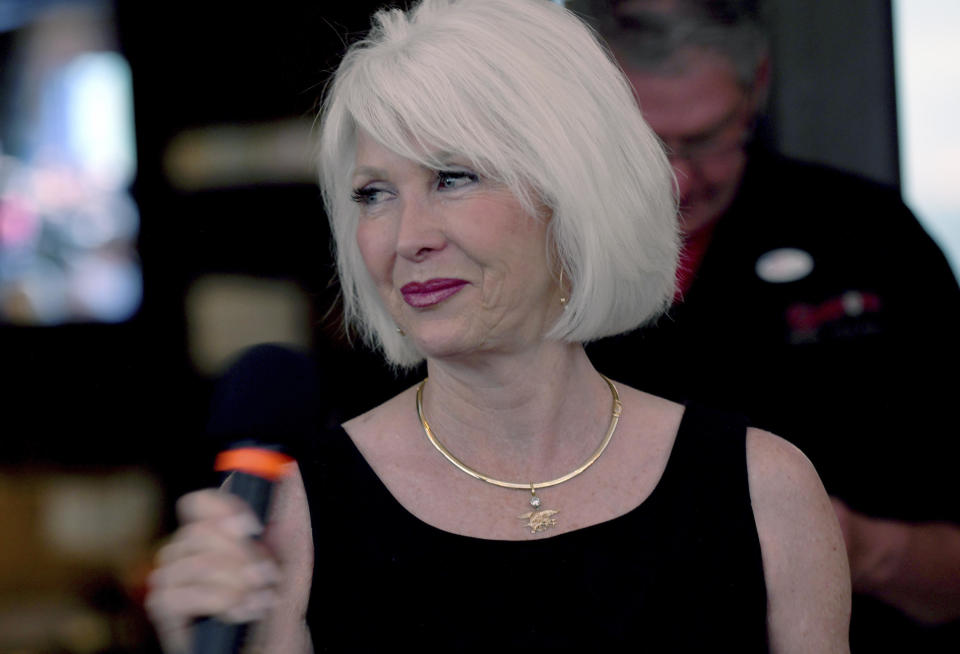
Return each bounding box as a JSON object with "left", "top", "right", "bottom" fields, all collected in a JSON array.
[{"left": 518, "top": 508, "right": 559, "bottom": 534}]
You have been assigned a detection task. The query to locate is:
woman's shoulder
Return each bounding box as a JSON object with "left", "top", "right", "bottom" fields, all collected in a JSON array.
[
  {"left": 745, "top": 427, "right": 843, "bottom": 560},
  {"left": 745, "top": 427, "right": 845, "bottom": 563},
  {"left": 597, "top": 382, "right": 686, "bottom": 493},
  {"left": 746, "top": 427, "right": 827, "bottom": 507},
  {"left": 745, "top": 428, "right": 851, "bottom": 651},
  {"left": 343, "top": 382, "right": 421, "bottom": 443},
  {"left": 608, "top": 381, "right": 685, "bottom": 435},
  {"left": 339, "top": 382, "right": 429, "bottom": 478}
]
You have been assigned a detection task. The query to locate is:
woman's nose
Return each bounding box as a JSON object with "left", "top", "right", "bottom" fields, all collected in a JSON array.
[{"left": 396, "top": 196, "right": 446, "bottom": 262}]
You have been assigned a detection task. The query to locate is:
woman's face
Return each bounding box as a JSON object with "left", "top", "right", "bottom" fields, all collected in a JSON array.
[{"left": 352, "top": 130, "right": 560, "bottom": 363}]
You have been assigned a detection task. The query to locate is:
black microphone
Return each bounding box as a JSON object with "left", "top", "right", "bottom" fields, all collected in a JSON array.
[
  {"left": 205, "top": 343, "right": 322, "bottom": 454},
  {"left": 193, "top": 443, "right": 294, "bottom": 654},
  {"left": 193, "top": 344, "right": 319, "bottom": 654}
]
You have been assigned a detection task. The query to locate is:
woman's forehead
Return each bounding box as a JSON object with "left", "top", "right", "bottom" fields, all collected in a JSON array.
[{"left": 353, "top": 127, "right": 471, "bottom": 172}]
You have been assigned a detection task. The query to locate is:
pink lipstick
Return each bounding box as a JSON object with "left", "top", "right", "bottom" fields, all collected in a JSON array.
[{"left": 401, "top": 278, "right": 468, "bottom": 308}]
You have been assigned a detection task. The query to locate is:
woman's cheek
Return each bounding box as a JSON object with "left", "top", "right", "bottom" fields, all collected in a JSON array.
[
  {"left": 356, "top": 222, "right": 393, "bottom": 281},
  {"left": 357, "top": 222, "right": 404, "bottom": 322}
]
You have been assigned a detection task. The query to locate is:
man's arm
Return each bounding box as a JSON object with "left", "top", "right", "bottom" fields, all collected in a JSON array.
[{"left": 833, "top": 499, "right": 960, "bottom": 624}]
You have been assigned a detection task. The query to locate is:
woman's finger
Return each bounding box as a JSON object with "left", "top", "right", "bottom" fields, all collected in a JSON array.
[
  {"left": 146, "top": 582, "right": 277, "bottom": 625},
  {"left": 154, "top": 514, "right": 265, "bottom": 568},
  {"left": 151, "top": 545, "right": 280, "bottom": 592},
  {"left": 176, "top": 488, "right": 264, "bottom": 535}
]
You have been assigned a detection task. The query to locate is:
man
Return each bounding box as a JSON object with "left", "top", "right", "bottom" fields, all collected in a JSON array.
[{"left": 578, "top": 0, "right": 960, "bottom": 649}]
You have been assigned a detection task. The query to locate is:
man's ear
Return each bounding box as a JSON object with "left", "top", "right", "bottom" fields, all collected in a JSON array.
[{"left": 749, "top": 53, "right": 772, "bottom": 113}]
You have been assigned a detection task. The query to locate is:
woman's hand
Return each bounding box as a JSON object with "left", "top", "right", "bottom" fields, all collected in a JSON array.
[{"left": 145, "top": 489, "right": 281, "bottom": 654}]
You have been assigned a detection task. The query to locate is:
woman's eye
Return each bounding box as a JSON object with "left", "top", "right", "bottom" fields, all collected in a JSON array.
[
  {"left": 436, "top": 170, "right": 478, "bottom": 191},
  {"left": 351, "top": 187, "right": 389, "bottom": 205}
]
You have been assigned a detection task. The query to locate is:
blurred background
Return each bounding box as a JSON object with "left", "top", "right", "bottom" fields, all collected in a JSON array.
[{"left": 0, "top": 0, "right": 956, "bottom": 651}]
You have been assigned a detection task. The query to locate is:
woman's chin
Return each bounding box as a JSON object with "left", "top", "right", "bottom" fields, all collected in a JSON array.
[
  {"left": 403, "top": 322, "right": 491, "bottom": 362},
  {"left": 409, "top": 335, "right": 480, "bottom": 363},
  {"left": 407, "top": 326, "right": 553, "bottom": 366}
]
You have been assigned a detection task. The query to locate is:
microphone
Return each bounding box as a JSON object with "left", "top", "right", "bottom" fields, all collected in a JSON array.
[
  {"left": 205, "top": 343, "right": 322, "bottom": 454},
  {"left": 193, "top": 344, "right": 319, "bottom": 654},
  {"left": 193, "top": 444, "right": 294, "bottom": 654}
]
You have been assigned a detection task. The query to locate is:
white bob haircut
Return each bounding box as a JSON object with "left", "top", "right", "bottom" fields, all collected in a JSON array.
[{"left": 318, "top": 0, "right": 679, "bottom": 368}]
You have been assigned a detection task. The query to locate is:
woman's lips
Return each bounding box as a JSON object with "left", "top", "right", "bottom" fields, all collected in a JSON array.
[{"left": 400, "top": 278, "right": 468, "bottom": 308}]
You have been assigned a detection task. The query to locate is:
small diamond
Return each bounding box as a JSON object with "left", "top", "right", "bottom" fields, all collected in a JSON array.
[{"left": 530, "top": 495, "right": 542, "bottom": 508}]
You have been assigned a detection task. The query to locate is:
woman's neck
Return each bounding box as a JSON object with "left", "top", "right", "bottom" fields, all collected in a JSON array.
[{"left": 419, "top": 342, "right": 614, "bottom": 483}]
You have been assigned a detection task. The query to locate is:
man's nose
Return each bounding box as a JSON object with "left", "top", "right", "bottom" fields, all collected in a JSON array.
[{"left": 670, "top": 156, "right": 700, "bottom": 202}]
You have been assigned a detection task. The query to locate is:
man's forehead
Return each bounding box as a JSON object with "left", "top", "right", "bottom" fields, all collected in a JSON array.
[
  {"left": 621, "top": 51, "right": 745, "bottom": 139},
  {"left": 615, "top": 0, "right": 685, "bottom": 13}
]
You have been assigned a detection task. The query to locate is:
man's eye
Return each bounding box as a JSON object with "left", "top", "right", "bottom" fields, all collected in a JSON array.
[{"left": 436, "top": 170, "right": 478, "bottom": 191}]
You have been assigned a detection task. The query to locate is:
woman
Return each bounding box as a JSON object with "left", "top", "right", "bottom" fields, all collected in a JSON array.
[{"left": 147, "top": 0, "right": 850, "bottom": 651}]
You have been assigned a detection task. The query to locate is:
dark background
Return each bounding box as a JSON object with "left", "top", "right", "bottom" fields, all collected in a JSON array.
[{"left": 3, "top": 1, "right": 393, "bottom": 483}]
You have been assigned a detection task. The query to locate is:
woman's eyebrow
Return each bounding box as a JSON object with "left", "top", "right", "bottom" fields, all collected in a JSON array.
[
  {"left": 351, "top": 165, "right": 389, "bottom": 181},
  {"left": 352, "top": 153, "right": 468, "bottom": 183},
  {"left": 423, "top": 149, "right": 470, "bottom": 168}
]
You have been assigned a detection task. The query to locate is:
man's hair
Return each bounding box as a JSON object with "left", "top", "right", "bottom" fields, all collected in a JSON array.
[
  {"left": 570, "top": 0, "right": 769, "bottom": 87},
  {"left": 317, "top": 0, "right": 678, "bottom": 369}
]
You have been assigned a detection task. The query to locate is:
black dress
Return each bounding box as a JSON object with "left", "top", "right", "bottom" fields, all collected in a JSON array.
[{"left": 296, "top": 403, "right": 769, "bottom": 652}]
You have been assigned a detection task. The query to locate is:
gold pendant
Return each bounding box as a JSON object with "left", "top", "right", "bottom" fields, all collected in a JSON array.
[{"left": 518, "top": 487, "right": 559, "bottom": 533}]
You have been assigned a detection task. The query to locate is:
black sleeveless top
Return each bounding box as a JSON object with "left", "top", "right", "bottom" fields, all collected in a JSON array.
[{"left": 296, "top": 404, "right": 768, "bottom": 652}]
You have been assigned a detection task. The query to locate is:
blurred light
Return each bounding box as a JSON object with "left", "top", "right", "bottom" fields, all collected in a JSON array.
[
  {"left": 0, "top": 3, "right": 142, "bottom": 325},
  {"left": 0, "top": 0, "right": 78, "bottom": 33},
  {"left": 893, "top": 1, "right": 960, "bottom": 279},
  {"left": 41, "top": 471, "right": 161, "bottom": 563},
  {"left": 64, "top": 52, "right": 137, "bottom": 190},
  {"left": 185, "top": 274, "right": 314, "bottom": 375},
  {"left": 164, "top": 119, "right": 315, "bottom": 191},
  {"left": 71, "top": 254, "right": 143, "bottom": 323}
]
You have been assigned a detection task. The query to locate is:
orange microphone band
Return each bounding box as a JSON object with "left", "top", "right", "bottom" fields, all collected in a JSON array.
[{"left": 215, "top": 447, "right": 294, "bottom": 481}]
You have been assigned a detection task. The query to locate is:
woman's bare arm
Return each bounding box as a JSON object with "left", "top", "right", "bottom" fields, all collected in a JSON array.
[
  {"left": 249, "top": 463, "right": 314, "bottom": 652},
  {"left": 747, "top": 428, "right": 851, "bottom": 653}
]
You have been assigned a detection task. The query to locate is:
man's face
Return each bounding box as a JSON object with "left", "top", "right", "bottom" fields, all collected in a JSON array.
[{"left": 623, "top": 52, "right": 757, "bottom": 235}]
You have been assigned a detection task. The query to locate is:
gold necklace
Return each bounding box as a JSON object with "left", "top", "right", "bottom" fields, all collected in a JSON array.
[{"left": 415, "top": 375, "right": 622, "bottom": 534}]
